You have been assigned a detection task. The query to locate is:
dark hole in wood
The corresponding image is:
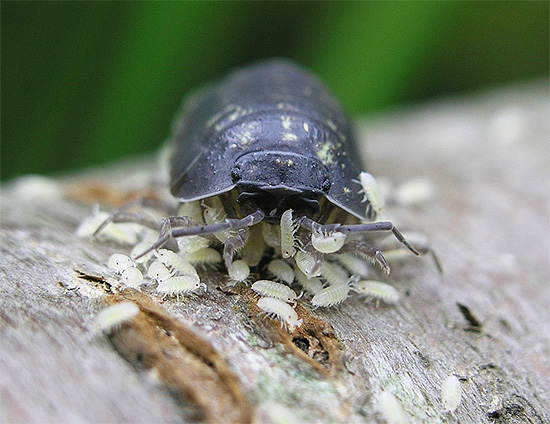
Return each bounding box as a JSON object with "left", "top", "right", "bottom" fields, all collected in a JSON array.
[{"left": 292, "top": 337, "right": 310, "bottom": 353}]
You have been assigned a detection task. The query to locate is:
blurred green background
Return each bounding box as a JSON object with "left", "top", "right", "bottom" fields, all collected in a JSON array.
[{"left": 2, "top": 1, "right": 548, "bottom": 181}]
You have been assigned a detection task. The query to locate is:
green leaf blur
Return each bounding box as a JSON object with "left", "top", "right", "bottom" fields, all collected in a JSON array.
[{"left": 2, "top": 2, "right": 548, "bottom": 180}]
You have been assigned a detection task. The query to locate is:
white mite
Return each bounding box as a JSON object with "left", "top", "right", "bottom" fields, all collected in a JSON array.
[
  {"left": 261, "top": 223, "right": 281, "bottom": 248},
  {"left": 334, "top": 253, "right": 371, "bottom": 277},
  {"left": 157, "top": 275, "right": 203, "bottom": 299},
  {"left": 355, "top": 280, "right": 400, "bottom": 304},
  {"left": 184, "top": 247, "right": 222, "bottom": 265},
  {"left": 280, "top": 209, "right": 299, "bottom": 258},
  {"left": 202, "top": 198, "right": 232, "bottom": 242},
  {"left": 295, "top": 250, "right": 322, "bottom": 278},
  {"left": 146, "top": 260, "right": 172, "bottom": 282},
  {"left": 93, "top": 301, "right": 139, "bottom": 334},
  {"left": 267, "top": 259, "right": 295, "bottom": 284},
  {"left": 359, "top": 171, "right": 386, "bottom": 220},
  {"left": 108, "top": 253, "right": 134, "bottom": 273},
  {"left": 156, "top": 249, "right": 199, "bottom": 276},
  {"left": 377, "top": 390, "right": 409, "bottom": 424},
  {"left": 176, "top": 234, "right": 210, "bottom": 254},
  {"left": 131, "top": 242, "right": 154, "bottom": 264},
  {"left": 320, "top": 261, "right": 349, "bottom": 287},
  {"left": 257, "top": 297, "right": 302, "bottom": 331},
  {"left": 120, "top": 267, "right": 144, "bottom": 288},
  {"left": 178, "top": 200, "right": 205, "bottom": 225},
  {"left": 311, "top": 229, "right": 346, "bottom": 254},
  {"left": 311, "top": 283, "right": 350, "bottom": 308},
  {"left": 76, "top": 206, "right": 140, "bottom": 244},
  {"left": 441, "top": 375, "right": 462, "bottom": 413},
  {"left": 378, "top": 249, "right": 411, "bottom": 263},
  {"left": 394, "top": 177, "right": 435, "bottom": 206},
  {"left": 294, "top": 268, "right": 323, "bottom": 295},
  {"left": 240, "top": 224, "right": 265, "bottom": 267},
  {"left": 228, "top": 259, "right": 250, "bottom": 282},
  {"left": 252, "top": 280, "right": 298, "bottom": 303}
]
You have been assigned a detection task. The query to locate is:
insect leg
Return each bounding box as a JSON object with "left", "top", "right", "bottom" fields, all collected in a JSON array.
[
  {"left": 300, "top": 218, "right": 420, "bottom": 255},
  {"left": 337, "top": 240, "right": 390, "bottom": 275},
  {"left": 157, "top": 216, "right": 199, "bottom": 240},
  {"left": 93, "top": 211, "right": 160, "bottom": 239},
  {"left": 136, "top": 210, "right": 265, "bottom": 259},
  {"left": 223, "top": 228, "right": 250, "bottom": 270},
  {"left": 384, "top": 241, "right": 443, "bottom": 275}
]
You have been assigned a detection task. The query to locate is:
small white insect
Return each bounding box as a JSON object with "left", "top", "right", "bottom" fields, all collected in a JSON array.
[
  {"left": 261, "top": 223, "right": 281, "bottom": 248},
  {"left": 146, "top": 260, "right": 172, "bottom": 282},
  {"left": 108, "top": 253, "right": 134, "bottom": 273},
  {"left": 93, "top": 301, "right": 139, "bottom": 334},
  {"left": 334, "top": 253, "right": 371, "bottom": 277},
  {"left": 176, "top": 235, "right": 210, "bottom": 254},
  {"left": 355, "top": 280, "right": 400, "bottom": 304},
  {"left": 120, "top": 267, "right": 144, "bottom": 288},
  {"left": 378, "top": 249, "right": 411, "bottom": 263},
  {"left": 280, "top": 209, "right": 299, "bottom": 258},
  {"left": 131, "top": 241, "right": 154, "bottom": 264},
  {"left": 10, "top": 175, "right": 63, "bottom": 202},
  {"left": 156, "top": 249, "right": 199, "bottom": 276},
  {"left": 76, "top": 205, "right": 141, "bottom": 244},
  {"left": 320, "top": 261, "right": 349, "bottom": 287},
  {"left": 295, "top": 250, "right": 322, "bottom": 278},
  {"left": 239, "top": 224, "right": 265, "bottom": 267},
  {"left": 441, "top": 375, "right": 462, "bottom": 413},
  {"left": 184, "top": 247, "right": 222, "bottom": 265},
  {"left": 394, "top": 177, "right": 435, "bottom": 206},
  {"left": 228, "top": 259, "right": 250, "bottom": 282},
  {"left": 156, "top": 275, "right": 203, "bottom": 299},
  {"left": 358, "top": 171, "right": 386, "bottom": 220},
  {"left": 267, "top": 259, "right": 295, "bottom": 284},
  {"left": 294, "top": 268, "right": 323, "bottom": 295},
  {"left": 257, "top": 297, "right": 302, "bottom": 331},
  {"left": 377, "top": 390, "right": 409, "bottom": 424},
  {"left": 252, "top": 280, "right": 298, "bottom": 303},
  {"left": 311, "top": 229, "right": 346, "bottom": 254},
  {"left": 202, "top": 198, "right": 232, "bottom": 242},
  {"left": 311, "top": 282, "right": 350, "bottom": 308},
  {"left": 178, "top": 200, "right": 205, "bottom": 225}
]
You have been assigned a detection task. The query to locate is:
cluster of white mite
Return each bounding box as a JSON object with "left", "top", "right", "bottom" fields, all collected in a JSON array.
[{"left": 80, "top": 172, "right": 409, "bottom": 332}]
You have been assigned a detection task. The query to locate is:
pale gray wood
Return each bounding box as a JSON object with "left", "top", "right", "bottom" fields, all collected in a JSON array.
[{"left": 1, "top": 82, "right": 548, "bottom": 423}]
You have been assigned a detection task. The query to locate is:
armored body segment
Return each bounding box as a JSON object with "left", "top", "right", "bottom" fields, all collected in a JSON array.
[{"left": 169, "top": 59, "right": 366, "bottom": 220}]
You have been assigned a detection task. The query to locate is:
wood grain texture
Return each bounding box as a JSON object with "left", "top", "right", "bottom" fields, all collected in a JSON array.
[{"left": 1, "top": 82, "right": 548, "bottom": 423}]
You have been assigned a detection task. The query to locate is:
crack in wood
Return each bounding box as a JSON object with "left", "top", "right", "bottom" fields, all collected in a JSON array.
[
  {"left": 234, "top": 285, "right": 344, "bottom": 377},
  {"left": 102, "top": 291, "right": 253, "bottom": 424}
]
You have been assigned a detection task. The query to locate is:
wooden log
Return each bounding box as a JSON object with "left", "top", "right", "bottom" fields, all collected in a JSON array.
[{"left": 1, "top": 82, "right": 548, "bottom": 423}]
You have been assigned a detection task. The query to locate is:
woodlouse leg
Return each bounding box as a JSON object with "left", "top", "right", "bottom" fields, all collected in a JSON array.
[
  {"left": 378, "top": 232, "right": 443, "bottom": 274},
  {"left": 136, "top": 210, "right": 265, "bottom": 259},
  {"left": 157, "top": 216, "right": 199, "bottom": 240},
  {"left": 337, "top": 240, "right": 390, "bottom": 275},
  {"left": 300, "top": 218, "right": 420, "bottom": 256},
  {"left": 223, "top": 228, "right": 249, "bottom": 270},
  {"left": 93, "top": 211, "right": 160, "bottom": 239}
]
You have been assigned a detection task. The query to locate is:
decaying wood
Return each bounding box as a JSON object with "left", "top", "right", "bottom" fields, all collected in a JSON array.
[{"left": 1, "top": 82, "right": 548, "bottom": 423}]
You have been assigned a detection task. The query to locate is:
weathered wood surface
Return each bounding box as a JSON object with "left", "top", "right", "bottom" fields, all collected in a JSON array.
[{"left": 1, "top": 82, "right": 548, "bottom": 423}]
